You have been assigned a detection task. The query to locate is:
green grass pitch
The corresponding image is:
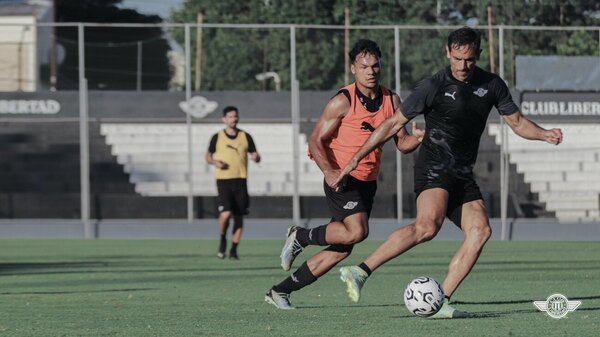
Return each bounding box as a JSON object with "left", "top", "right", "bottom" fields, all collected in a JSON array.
[{"left": 0, "top": 239, "right": 598, "bottom": 336}]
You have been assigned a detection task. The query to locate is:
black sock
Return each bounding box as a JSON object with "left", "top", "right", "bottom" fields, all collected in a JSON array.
[
  {"left": 230, "top": 242, "right": 238, "bottom": 254},
  {"left": 218, "top": 235, "right": 226, "bottom": 253},
  {"left": 272, "top": 262, "right": 317, "bottom": 294},
  {"left": 295, "top": 225, "right": 328, "bottom": 247},
  {"left": 358, "top": 262, "right": 372, "bottom": 276}
]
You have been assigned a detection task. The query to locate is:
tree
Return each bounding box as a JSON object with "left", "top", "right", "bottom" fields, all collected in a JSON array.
[
  {"left": 171, "top": 0, "right": 599, "bottom": 91},
  {"left": 55, "top": 0, "right": 171, "bottom": 90},
  {"left": 170, "top": 0, "right": 344, "bottom": 91}
]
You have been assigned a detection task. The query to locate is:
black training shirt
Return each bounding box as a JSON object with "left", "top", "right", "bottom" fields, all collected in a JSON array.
[{"left": 400, "top": 66, "right": 519, "bottom": 178}]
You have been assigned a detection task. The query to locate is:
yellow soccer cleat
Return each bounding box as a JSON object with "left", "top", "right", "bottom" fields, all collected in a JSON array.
[{"left": 339, "top": 266, "right": 369, "bottom": 302}]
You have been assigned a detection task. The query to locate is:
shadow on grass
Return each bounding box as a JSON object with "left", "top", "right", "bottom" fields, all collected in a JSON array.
[
  {"left": 0, "top": 261, "right": 108, "bottom": 273},
  {"left": 298, "top": 301, "right": 600, "bottom": 318},
  {"left": 299, "top": 303, "right": 399, "bottom": 309},
  {"left": 79, "top": 253, "right": 282, "bottom": 260},
  {"left": 0, "top": 261, "right": 284, "bottom": 277},
  {"left": 578, "top": 306, "right": 600, "bottom": 311},
  {"left": 293, "top": 307, "right": 505, "bottom": 319},
  {"left": 467, "top": 308, "right": 537, "bottom": 318},
  {"left": 0, "top": 287, "right": 156, "bottom": 296},
  {"left": 453, "top": 295, "right": 600, "bottom": 305},
  {"left": 471, "top": 305, "right": 600, "bottom": 317}
]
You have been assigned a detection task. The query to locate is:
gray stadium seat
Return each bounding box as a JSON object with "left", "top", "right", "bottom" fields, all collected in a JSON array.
[
  {"left": 101, "top": 123, "right": 324, "bottom": 197},
  {"left": 488, "top": 123, "right": 600, "bottom": 223}
]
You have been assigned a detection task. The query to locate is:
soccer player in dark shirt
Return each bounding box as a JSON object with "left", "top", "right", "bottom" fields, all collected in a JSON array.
[
  {"left": 335, "top": 27, "right": 563, "bottom": 318},
  {"left": 264, "top": 39, "right": 424, "bottom": 310}
]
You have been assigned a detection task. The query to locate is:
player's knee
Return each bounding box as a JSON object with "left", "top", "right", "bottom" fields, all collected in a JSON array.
[
  {"left": 346, "top": 227, "right": 368, "bottom": 244},
  {"left": 483, "top": 226, "right": 492, "bottom": 240},
  {"left": 232, "top": 216, "right": 244, "bottom": 228},
  {"left": 470, "top": 225, "right": 492, "bottom": 246},
  {"left": 414, "top": 220, "right": 441, "bottom": 243}
]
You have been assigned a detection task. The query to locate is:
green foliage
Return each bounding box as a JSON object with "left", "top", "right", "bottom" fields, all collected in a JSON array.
[
  {"left": 55, "top": 0, "right": 172, "bottom": 90},
  {"left": 557, "top": 30, "right": 599, "bottom": 55},
  {"left": 171, "top": 0, "right": 599, "bottom": 91}
]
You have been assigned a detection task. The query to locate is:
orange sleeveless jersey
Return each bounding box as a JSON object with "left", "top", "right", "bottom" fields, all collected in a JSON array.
[{"left": 327, "top": 83, "right": 396, "bottom": 181}]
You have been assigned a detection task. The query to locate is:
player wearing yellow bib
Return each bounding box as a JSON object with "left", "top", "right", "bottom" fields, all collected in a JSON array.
[{"left": 205, "top": 106, "right": 261, "bottom": 260}]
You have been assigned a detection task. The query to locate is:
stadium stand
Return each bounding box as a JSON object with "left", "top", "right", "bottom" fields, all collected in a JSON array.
[
  {"left": 0, "top": 122, "right": 186, "bottom": 219},
  {"left": 0, "top": 119, "right": 536, "bottom": 220},
  {"left": 101, "top": 121, "right": 537, "bottom": 220},
  {"left": 488, "top": 123, "right": 600, "bottom": 223},
  {"left": 100, "top": 123, "right": 323, "bottom": 196}
]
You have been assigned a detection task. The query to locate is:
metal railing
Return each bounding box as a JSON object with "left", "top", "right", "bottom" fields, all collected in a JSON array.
[{"left": 0, "top": 22, "right": 598, "bottom": 239}]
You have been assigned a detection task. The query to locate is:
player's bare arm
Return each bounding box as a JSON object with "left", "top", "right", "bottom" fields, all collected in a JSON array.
[
  {"left": 205, "top": 151, "right": 228, "bottom": 169},
  {"left": 390, "top": 94, "right": 424, "bottom": 154},
  {"left": 335, "top": 109, "right": 411, "bottom": 185},
  {"left": 394, "top": 121, "right": 424, "bottom": 153},
  {"left": 308, "top": 93, "right": 349, "bottom": 188},
  {"left": 250, "top": 151, "right": 261, "bottom": 163},
  {"left": 502, "top": 111, "right": 563, "bottom": 145}
]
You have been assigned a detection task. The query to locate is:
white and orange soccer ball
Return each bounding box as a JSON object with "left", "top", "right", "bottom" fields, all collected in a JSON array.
[{"left": 403, "top": 276, "right": 445, "bottom": 317}]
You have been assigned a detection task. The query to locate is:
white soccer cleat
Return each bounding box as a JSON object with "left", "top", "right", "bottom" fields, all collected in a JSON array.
[
  {"left": 429, "top": 300, "right": 471, "bottom": 318},
  {"left": 280, "top": 226, "right": 303, "bottom": 271},
  {"left": 264, "top": 289, "right": 295, "bottom": 310},
  {"left": 339, "top": 266, "right": 369, "bottom": 302}
]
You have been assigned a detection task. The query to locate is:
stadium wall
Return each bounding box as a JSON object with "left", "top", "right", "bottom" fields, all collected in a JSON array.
[{"left": 0, "top": 90, "right": 597, "bottom": 221}]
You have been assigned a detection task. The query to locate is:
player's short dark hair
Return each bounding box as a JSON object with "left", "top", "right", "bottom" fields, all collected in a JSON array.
[
  {"left": 222, "top": 106, "right": 238, "bottom": 116},
  {"left": 349, "top": 39, "right": 382, "bottom": 64},
  {"left": 447, "top": 27, "right": 481, "bottom": 51}
]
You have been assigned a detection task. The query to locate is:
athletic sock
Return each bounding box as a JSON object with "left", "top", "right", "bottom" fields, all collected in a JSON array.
[
  {"left": 295, "top": 225, "right": 328, "bottom": 247},
  {"left": 272, "top": 262, "right": 318, "bottom": 294},
  {"left": 230, "top": 242, "right": 238, "bottom": 255},
  {"left": 358, "top": 262, "right": 372, "bottom": 276},
  {"left": 218, "top": 235, "right": 227, "bottom": 253}
]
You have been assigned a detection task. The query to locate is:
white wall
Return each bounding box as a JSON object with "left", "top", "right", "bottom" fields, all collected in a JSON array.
[{"left": 0, "top": 16, "right": 37, "bottom": 92}]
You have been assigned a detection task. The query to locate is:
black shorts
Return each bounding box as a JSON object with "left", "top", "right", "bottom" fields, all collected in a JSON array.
[
  {"left": 324, "top": 175, "right": 377, "bottom": 222},
  {"left": 414, "top": 169, "right": 483, "bottom": 217},
  {"left": 216, "top": 178, "right": 249, "bottom": 215}
]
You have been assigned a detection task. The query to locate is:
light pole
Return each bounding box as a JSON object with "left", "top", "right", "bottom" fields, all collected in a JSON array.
[{"left": 255, "top": 71, "right": 281, "bottom": 91}]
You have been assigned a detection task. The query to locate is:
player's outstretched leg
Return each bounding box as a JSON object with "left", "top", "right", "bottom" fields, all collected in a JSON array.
[
  {"left": 265, "top": 261, "right": 318, "bottom": 310},
  {"left": 280, "top": 226, "right": 304, "bottom": 271},
  {"left": 339, "top": 265, "right": 369, "bottom": 302},
  {"left": 264, "top": 289, "right": 294, "bottom": 310}
]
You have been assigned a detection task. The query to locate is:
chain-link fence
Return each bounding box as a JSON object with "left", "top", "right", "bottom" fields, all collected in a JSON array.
[{"left": 0, "top": 23, "right": 598, "bottom": 233}]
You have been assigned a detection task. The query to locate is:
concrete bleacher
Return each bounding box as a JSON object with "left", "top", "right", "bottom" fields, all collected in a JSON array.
[
  {"left": 0, "top": 122, "right": 192, "bottom": 218},
  {"left": 488, "top": 123, "right": 600, "bottom": 223},
  {"left": 100, "top": 123, "right": 324, "bottom": 197}
]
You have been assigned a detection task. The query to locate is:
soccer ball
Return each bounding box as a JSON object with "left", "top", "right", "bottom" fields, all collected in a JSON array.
[{"left": 403, "top": 276, "right": 445, "bottom": 317}]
